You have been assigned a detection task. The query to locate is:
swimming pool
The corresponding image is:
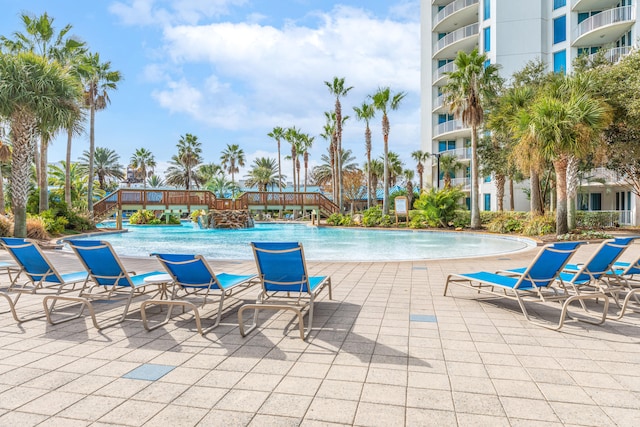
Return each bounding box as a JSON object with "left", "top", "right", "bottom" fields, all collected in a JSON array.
[{"left": 72, "top": 222, "right": 535, "bottom": 261}]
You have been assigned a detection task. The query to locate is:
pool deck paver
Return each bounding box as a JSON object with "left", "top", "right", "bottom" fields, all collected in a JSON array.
[{"left": 0, "top": 241, "right": 640, "bottom": 426}]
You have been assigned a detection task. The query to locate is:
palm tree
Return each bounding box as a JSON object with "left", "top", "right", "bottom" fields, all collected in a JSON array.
[
  {"left": 78, "top": 52, "right": 122, "bottom": 216},
  {"left": 411, "top": 150, "right": 430, "bottom": 192},
  {"left": 520, "top": 74, "right": 611, "bottom": 235},
  {"left": 403, "top": 169, "right": 416, "bottom": 209},
  {"left": 0, "top": 137, "right": 11, "bottom": 215},
  {"left": 175, "top": 133, "right": 203, "bottom": 190},
  {"left": 385, "top": 152, "right": 405, "bottom": 187},
  {"left": 353, "top": 102, "right": 376, "bottom": 208},
  {"left": 370, "top": 86, "right": 407, "bottom": 214},
  {"left": 300, "top": 133, "right": 314, "bottom": 192},
  {"left": 1, "top": 12, "right": 87, "bottom": 213},
  {"left": 438, "top": 154, "right": 462, "bottom": 188},
  {"left": 325, "top": 77, "right": 353, "bottom": 211},
  {"left": 321, "top": 113, "right": 337, "bottom": 201},
  {"left": 244, "top": 157, "right": 282, "bottom": 192},
  {"left": 198, "top": 162, "right": 224, "bottom": 185},
  {"left": 284, "top": 127, "right": 301, "bottom": 192},
  {"left": 48, "top": 161, "right": 92, "bottom": 209},
  {"left": 205, "top": 175, "right": 237, "bottom": 198},
  {"left": 267, "top": 126, "right": 285, "bottom": 193},
  {"left": 311, "top": 148, "right": 359, "bottom": 190},
  {"left": 129, "top": 148, "right": 156, "bottom": 188},
  {"left": 165, "top": 155, "right": 202, "bottom": 190},
  {"left": 79, "top": 147, "right": 124, "bottom": 190},
  {"left": 442, "top": 48, "right": 501, "bottom": 228},
  {"left": 146, "top": 175, "right": 165, "bottom": 188},
  {"left": 220, "top": 143, "right": 245, "bottom": 192},
  {"left": 0, "top": 51, "right": 82, "bottom": 236},
  {"left": 365, "top": 158, "right": 385, "bottom": 206}
]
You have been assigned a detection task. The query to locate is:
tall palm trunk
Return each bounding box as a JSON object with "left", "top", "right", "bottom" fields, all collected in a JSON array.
[
  {"left": 330, "top": 137, "right": 336, "bottom": 203},
  {"left": 530, "top": 168, "right": 543, "bottom": 215},
  {"left": 11, "top": 113, "right": 38, "bottom": 237},
  {"left": 87, "top": 100, "right": 96, "bottom": 217},
  {"left": 65, "top": 128, "right": 73, "bottom": 208},
  {"left": 335, "top": 99, "right": 343, "bottom": 211},
  {"left": 0, "top": 165, "right": 5, "bottom": 215},
  {"left": 382, "top": 114, "right": 390, "bottom": 214},
  {"left": 470, "top": 126, "right": 481, "bottom": 229},
  {"left": 277, "top": 140, "right": 282, "bottom": 193},
  {"left": 566, "top": 155, "right": 579, "bottom": 231},
  {"left": 39, "top": 134, "right": 49, "bottom": 212},
  {"left": 553, "top": 155, "right": 569, "bottom": 235},
  {"left": 291, "top": 146, "right": 296, "bottom": 193},
  {"left": 509, "top": 178, "right": 515, "bottom": 211},
  {"left": 495, "top": 173, "right": 505, "bottom": 212},
  {"left": 365, "top": 127, "right": 372, "bottom": 209}
]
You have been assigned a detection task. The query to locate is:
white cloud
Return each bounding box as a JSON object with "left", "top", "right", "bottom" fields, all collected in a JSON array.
[{"left": 109, "top": 0, "right": 248, "bottom": 26}]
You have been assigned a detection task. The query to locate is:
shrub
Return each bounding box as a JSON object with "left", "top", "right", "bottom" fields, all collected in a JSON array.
[
  {"left": 521, "top": 214, "right": 556, "bottom": 236},
  {"left": 327, "top": 213, "right": 342, "bottom": 226},
  {"left": 39, "top": 210, "right": 69, "bottom": 235},
  {"left": 26, "top": 216, "right": 49, "bottom": 240},
  {"left": 362, "top": 206, "right": 383, "bottom": 227},
  {"left": 451, "top": 210, "right": 470, "bottom": 228},
  {"left": 414, "top": 187, "right": 466, "bottom": 228},
  {"left": 485, "top": 212, "right": 528, "bottom": 234},
  {"left": 0, "top": 215, "right": 12, "bottom": 237},
  {"left": 576, "top": 211, "right": 618, "bottom": 229},
  {"left": 129, "top": 209, "right": 156, "bottom": 224},
  {"left": 409, "top": 210, "right": 427, "bottom": 229},
  {"left": 558, "top": 230, "right": 613, "bottom": 240}
]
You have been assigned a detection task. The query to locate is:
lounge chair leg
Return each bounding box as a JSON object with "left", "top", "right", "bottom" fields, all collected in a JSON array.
[
  {"left": 43, "top": 295, "right": 101, "bottom": 330},
  {"left": 0, "top": 293, "right": 19, "bottom": 322}
]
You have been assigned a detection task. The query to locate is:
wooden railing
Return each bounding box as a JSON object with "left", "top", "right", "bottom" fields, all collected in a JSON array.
[{"left": 93, "top": 189, "right": 340, "bottom": 219}]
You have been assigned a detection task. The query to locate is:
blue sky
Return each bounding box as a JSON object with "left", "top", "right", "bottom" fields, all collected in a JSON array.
[{"left": 0, "top": 0, "right": 420, "bottom": 180}]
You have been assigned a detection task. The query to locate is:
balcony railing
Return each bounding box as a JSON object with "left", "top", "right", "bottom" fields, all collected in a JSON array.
[
  {"left": 434, "top": 119, "right": 467, "bottom": 137},
  {"left": 433, "top": 23, "right": 479, "bottom": 55},
  {"left": 433, "top": 94, "right": 445, "bottom": 110},
  {"left": 439, "top": 147, "right": 472, "bottom": 160},
  {"left": 433, "top": 0, "right": 479, "bottom": 28},
  {"left": 433, "top": 61, "right": 455, "bottom": 82},
  {"left": 588, "top": 46, "right": 632, "bottom": 64},
  {"left": 574, "top": 6, "right": 635, "bottom": 40},
  {"left": 450, "top": 177, "right": 471, "bottom": 189}
]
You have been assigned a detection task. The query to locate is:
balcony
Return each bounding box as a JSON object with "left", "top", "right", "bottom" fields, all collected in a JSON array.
[
  {"left": 573, "top": 6, "right": 636, "bottom": 47},
  {"left": 433, "top": 119, "right": 470, "bottom": 139},
  {"left": 433, "top": 61, "right": 456, "bottom": 84},
  {"left": 450, "top": 177, "right": 471, "bottom": 190},
  {"left": 438, "top": 147, "right": 472, "bottom": 161},
  {"left": 433, "top": 23, "right": 479, "bottom": 58},
  {"left": 433, "top": 0, "right": 479, "bottom": 33},
  {"left": 587, "top": 46, "right": 632, "bottom": 64},
  {"left": 572, "top": 0, "right": 619, "bottom": 12},
  {"left": 432, "top": 94, "right": 446, "bottom": 113}
]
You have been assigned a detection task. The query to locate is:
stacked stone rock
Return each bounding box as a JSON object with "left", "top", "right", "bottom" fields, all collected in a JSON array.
[{"left": 208, "top": 210, "right": 253, "bottom": 229}]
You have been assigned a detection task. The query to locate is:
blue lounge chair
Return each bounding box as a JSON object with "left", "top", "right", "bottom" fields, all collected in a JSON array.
[
  {"left": 444, "top": 241, "right": 609, "bottom": 330},
  {"left": 43, "top": 240, "right": 164, "bottom": 329},
  {"left": 606, "top": 245, "right": 640, "bottom": 319},
  {"left": 0, "top": 237, "right": 88, "bottom": 322},
  {"left": 238, "top": 242, "right": 332, "bottom": 340},
  {"left": 141, "top": 253, "right": 257, "bottom": 335}
]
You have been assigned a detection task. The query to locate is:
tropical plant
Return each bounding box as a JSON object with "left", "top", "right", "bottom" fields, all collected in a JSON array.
[
  {"left": 244, "top": 157, "right": 282, "bottom": 192},
  {"left": 0, "top": 135, "right": 11, "bottom": 215},
  {"left": 129, "top": 147, "right": 156, "bottom": 187},
  {"left": 77, "top": 51, "right": 122, "bottom": 215},
  {"left": 1, "top": 12, "right": 87, "bottom": 213},
  {"left": 0, "top": 51, "right": 82, "bottom": 237},
  {"left": 353, "top": 102, "right": 376, "bottom": 208},
  {"left": 267, "top": 126, "right": 285, "bottom": 193},
  {"left": 146, "top": 174, "right": 165, "bottom": 188},
  {"left": 48, "top": 161, "right": 88, "bottom": 209},
  {"left": 325, "top": 77, "right": 353, "bottom": 211},
  {"left": 364, "top": 158, "right": 385, "bottom": 204},
  {"left": 197, "top": 162, "right": 224, "bottom": 184},
  {"left": 438, "top": 154, "right": 462, "bottom": 188},
  {"left": 129, "top": 209, "right": 156, "bottom": 224},
  {"left": 411, "top": 150, "right": 430, "bottom": 193},
  {"left": 174, "top": 133, "right": 203, "bottom": 190},
  {"left": 205, "top": 175, "right": 238, "bottom": 198},
  {"left": 442, "top": 48, "right": 501, "bottom": 229},
  {"left": 165, "top": 155, "right": 202, "bottom": 190},
  {"left": 220, "top": 143, "right": 245, "bottom": 191},
  {"left": 79, "top": 146, "right": 123, "bottom": 190},
  {"left": 311, "top": 148, "right": 359, "bottom": 191},
  {"left": 370, "top": 86, "right": 406, "bottom": 215},
  {"left": 283, "top": 127, "right": 301, "bottom": 192},
  {"left": 414, "top": 187, "right": 466, "bottom": 228}
]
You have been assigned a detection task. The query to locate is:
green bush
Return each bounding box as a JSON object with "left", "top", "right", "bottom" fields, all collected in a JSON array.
[
  {"left": 362, "top": 206, "right": 383, "bottom": 227},
  {"left": 451, "top": 210, "right": 470, "bottom": 228},
  {"left": 414, "top": 187, "right": 466, "bottom": 228},
  {"left": 40, "top": 210, "right": 69, "bottom": 235},
  {"left": 576, "top": 211, "right": 618, "bottom": 229},
  {"left": 558, "top": 230, "right": 613, "bottom": 240},
  {"left": 485, "top": 212, "right": 528, "bottom": 234},
  {"left": 409, "top": 210, "right": 427, "bottom": 229},
  {"left": 129, "top": 209, "right": 156, "bottom": 224},
  {"left": 327, "top": 213, "right": 342, "bottom": 225},
  {"left": 521, "top": 214, "right": 555, "bottom": 236}
]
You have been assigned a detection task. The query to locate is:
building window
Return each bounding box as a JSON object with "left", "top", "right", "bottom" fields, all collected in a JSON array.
[
  {"left": 484, "top": 175, "right": 491, "bottom": 183},
  {"left": 553, "top": 0, "right": 566, "bottom": 10},
  {"left": 438, "top": 114, "right": 454, "bottom": 124},
  {"left": 483, "top": 27, "right": 491, "bottom": 52},
  {"left": 484, "top": 0, "right": 490, "bottom": 20},
  {"left": 553, "top": 16, "right": 566, "bottom": 44},
  {"left": 484, "top": 194, "right": 491, "bottom": 211},
  {"left": 590, "top": 193, "right": 602, "bottom": 211},
  {"left": 438, "top": 140, "right": 455, "bottom": 152},
  {"left": 553, "top": 50, "right": 566, "bottom": 74}
]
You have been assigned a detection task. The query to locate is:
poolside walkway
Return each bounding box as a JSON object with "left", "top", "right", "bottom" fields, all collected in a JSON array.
[{"left": 1, "top": 242, "right": 639, "bottom": 426}]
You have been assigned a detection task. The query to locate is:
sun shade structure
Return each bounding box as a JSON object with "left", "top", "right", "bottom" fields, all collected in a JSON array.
[
  {"left": 141, "top": 253, "right": 257, "bottom": 335},
  {"left": 0, "top": 237, "right": 88, "bottom": 322},
  {"left": 239, "top": 242, "right": 333, "bottom": 340},
  {"left": 444, "top": 241, "right": 610, "bottom": 330},
  {"left": 44, "top": 240, "right": 164, "bottom": 329}
]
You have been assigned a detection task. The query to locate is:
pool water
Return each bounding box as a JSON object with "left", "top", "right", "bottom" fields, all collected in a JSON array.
[{"left": 74, "top": 222, "right": 535, "bottom": 261}]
